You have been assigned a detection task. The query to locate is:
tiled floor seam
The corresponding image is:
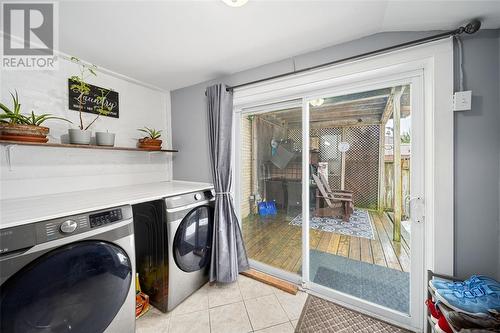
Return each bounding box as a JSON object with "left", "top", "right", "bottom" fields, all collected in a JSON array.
[
  {"left": 258, "top": 321, "right": 295, "bottom": 333},
  {"left": 208, "top": 307, "right": 212, "bottom": 333},
  {"left": 269, "top": 293, "right": 292, "bottom": 328},
  {"left": 275, "top": 291, "right": 297, "bottom": 322},
  {"left": 208, "top": 298, "right": 243, "bottom": 310},
  {"left": 241, "top": 295, "right": 255, "bottom": 332}
]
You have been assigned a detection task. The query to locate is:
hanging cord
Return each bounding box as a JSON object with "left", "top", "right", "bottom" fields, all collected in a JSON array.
[{"left": 455, "top": 35, "right": 465, "bottom": 91}]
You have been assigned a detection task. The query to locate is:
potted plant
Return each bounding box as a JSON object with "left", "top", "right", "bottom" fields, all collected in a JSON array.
[
  {"left": 0, "top": 91, "right": 71, "bottom": 143},
  {"left": 96, "top": 130, "right": 115, "bottom": 147},
  {"left": 68, "top": 57, "right": 113, "bottom": 145},
  {"left": 137, "top": 127, "right": 162, "bottom": 151},
  {"left": 94, "top": 89, "right": 116, "bottom": 146}
]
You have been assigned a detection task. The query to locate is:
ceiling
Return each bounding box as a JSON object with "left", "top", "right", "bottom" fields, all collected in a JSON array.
[
  {"left": 58, "top": 1, "right": 500, "bottom": 91},
  {"left": 260, "top": 86, "right": 410, "bottom": 129}
]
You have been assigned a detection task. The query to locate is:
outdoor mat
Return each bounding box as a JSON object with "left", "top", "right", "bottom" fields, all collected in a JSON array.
[
  {"left": 289, "top": 208, "right": 375, "bottom": 239},
  {"left": 310, "top": 249, "right": 410, "bottom": 313},
  {"left": 295, "top": 295, "right": 412, "bottom": 333}
]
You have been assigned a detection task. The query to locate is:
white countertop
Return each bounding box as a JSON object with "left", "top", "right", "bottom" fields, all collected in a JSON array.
[{"left": 0, "top": 180, "right": 213, "bottom": 229}]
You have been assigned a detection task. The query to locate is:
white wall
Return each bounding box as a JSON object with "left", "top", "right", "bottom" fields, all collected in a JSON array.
[{"left": 0, "top": 56, "right": 172, "bottom": 199}]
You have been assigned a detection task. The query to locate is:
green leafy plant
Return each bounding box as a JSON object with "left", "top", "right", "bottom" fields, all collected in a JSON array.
[
  {"left": 138, "top": 127, "right": 162, "bottom": 140},
  {"left": 0, "top": 90, "right": 71, "bottom": 126},
  {"left": 0, "top": 91, "right": 23, "bottom": 124},
  {"left": 23, "top": 111, "right": 72, "bottom": 126},
  {"left": 84, "top": 87, "right": 114, "bottom": 130},
  {"left": 70, "top": 56, "right": 112, "bottom": 130}
]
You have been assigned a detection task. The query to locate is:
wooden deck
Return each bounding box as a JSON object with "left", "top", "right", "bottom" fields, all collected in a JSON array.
[{"left": 242, "top": 211, "right": 411, "bottom": 274}]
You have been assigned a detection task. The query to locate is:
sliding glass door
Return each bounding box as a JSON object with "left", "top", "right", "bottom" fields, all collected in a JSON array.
[
  {"left": 238, "top": 100, "right": 303, "bottom": 279},
  {"left": 235, "top": 74, "right": 424, "bottom": 330},
  {"left": 307, "top": 84, "right": 415, "bottom": 315}
]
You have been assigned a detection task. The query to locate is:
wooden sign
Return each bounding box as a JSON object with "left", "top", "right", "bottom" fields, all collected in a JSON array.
[{"left": 68, "top": 79, "right": 119, "bottom": 118}]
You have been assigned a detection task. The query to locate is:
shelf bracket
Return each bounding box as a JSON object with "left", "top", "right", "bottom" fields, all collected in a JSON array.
[{"left": 5, "top": 144, "right": 16, "bottom": 171}]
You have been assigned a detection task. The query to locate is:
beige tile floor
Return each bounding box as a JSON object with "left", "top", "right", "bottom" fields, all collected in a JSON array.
[{"left": 136, "top": 275, "right": 307, "bottom": 333}]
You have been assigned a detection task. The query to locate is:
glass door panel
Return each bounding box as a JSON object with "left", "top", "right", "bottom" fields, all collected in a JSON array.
[
  {"left": 307, "top": 86, "right": 412, "bottom": 314},
  {"left": 239, "top": 101, "right": 303, "bottom": 275}
]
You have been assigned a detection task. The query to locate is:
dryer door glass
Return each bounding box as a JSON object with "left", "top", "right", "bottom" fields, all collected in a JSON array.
[
  {"left": 174, "top": 205, "right": 213, "bottom": 272},
  {"left": 0, "top": 241, "right": 132, "bottom": 333}
]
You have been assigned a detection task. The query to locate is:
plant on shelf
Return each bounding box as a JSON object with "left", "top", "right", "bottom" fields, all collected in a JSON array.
[
  {"left": 0, "top": 91, "right": 71, "bottom": 143},
  {"left": 68, "top": 56, "right": 113, "bottom": 145},
  {"left": 95, "top": 129, "right": 115, "bottom": 147},
  {"left": 137, "top": 127, "right": 162, "bottom": 151},
  {"left": 93, "top": 88, "right": 116, "bottom": 147}
]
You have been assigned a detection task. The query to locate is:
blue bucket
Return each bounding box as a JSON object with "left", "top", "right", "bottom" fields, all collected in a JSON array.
[{"left": 258, "top": 201, "right": 278, "bottom": 216}]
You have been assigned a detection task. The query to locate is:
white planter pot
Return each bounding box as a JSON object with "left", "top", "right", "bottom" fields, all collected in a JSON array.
[
  {"left": 95, "top": 132, "right": 115, "bottom": 146},
  {"left": 68, "top": 129, "right": 91, "bottom": 145}
]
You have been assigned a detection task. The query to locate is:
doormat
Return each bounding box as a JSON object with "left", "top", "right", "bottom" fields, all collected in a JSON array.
[
  {"left": 310, "top": 250, "right": 410, "bottom": 314},
  {"left": 289, "top": 208, "right": 375, "bottom": 240},
  {"left": 295, "top": 294, "right": 411, "bottom": 333}
]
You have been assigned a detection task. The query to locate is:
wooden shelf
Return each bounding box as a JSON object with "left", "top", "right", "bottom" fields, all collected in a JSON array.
[{"left": 0, "top": 140, "right": 178, "bottom": 152}]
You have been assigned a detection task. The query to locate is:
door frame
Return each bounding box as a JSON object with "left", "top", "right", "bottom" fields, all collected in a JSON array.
[
  {"left": 301, "top": 73, "right": 425, "bottom": 330},
  {"left": 233, "top": 39, "right": 454, "bottom": 332}
]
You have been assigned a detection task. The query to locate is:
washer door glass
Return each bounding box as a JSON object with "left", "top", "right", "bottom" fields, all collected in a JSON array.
[
  {"left": 0, "top": 241, "right": 132, "bottom": 333},
  {"left": 174, "top": 205, "right": 213, "bottom": 272}
]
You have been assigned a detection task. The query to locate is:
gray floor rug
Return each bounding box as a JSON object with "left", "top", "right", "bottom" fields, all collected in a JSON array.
[
  {"left": 295, "top": 295, "right": 412, "bottom": 333},
  {"left": 290, "top": 208, "right": 375, "bottom": 240},
  {"left": 310, "top": 250, "right": 410, "bottom": 314}
]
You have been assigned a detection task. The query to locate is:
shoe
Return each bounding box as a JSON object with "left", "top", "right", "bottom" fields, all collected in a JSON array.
[
  {"left": 434, "top": 316, "right": 453, "bottom": 333},
  {"left": 447, "top": 310, "right": 500, "bottom": 330},
  {"left": 430, "top": 275, "right": 500, "bottom": 293},
  {"left": 426, "top": 298, "right": 442, "bottom": 324},
  {"left": 434, "top": 284, "right": 500, "bottom": 316},
  {"left": 435, "top": 316, "right": 453, "bottom": 333}
]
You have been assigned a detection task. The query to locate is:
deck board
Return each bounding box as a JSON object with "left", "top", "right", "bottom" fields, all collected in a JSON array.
[
  {"left": 379, "top": 213, "right": 411, "bottom": 272},
  {"left": 372, "top": 213, "right": 402, "bottom": 271},
  {"left": 360, "top": 238, "right": 374, "bottom": 264},
  {"left": 369, "top": 213, "right": 388, "bottom": 268},
  {"left": 348, "top": 236, "right": 361, "bottom": 261},
  {"left": 242, "top": 210, "right": 410, "bottom": 275}
]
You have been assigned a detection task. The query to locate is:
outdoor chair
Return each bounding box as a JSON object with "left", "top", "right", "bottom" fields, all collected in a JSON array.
[{"left": 312, "top": 173, "right": 354, "bottom": 221}]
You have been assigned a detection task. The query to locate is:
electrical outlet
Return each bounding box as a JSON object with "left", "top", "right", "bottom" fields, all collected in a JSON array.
[{"left": 453, "top": 91, "right": 472, "bottom": 111}]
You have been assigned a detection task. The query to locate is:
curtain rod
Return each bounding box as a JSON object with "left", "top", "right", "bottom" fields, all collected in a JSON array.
[{"left": 220, "top": 19, "right": 481, "bottom": 93}]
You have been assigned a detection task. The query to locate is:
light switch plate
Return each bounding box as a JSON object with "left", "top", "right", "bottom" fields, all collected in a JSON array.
[{"left": 453, "top": 91, "right": 472, "bottom": 111}]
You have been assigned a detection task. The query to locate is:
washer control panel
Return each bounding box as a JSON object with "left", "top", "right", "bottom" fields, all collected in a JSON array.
[
  {"left": 35, "top": 206, "right": 131, "bottom": 244},
  {"left": 89, "top": 209, "right": 122, "bottom": 228},
  {"left": 43, "top": 215, "right": 88, "bottom": 239},
  {"left": 60, "top": 219, "right": 78, "bottom": 234}
]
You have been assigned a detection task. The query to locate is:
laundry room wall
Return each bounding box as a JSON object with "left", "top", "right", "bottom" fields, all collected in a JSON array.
[
  {"left": 171, "top": 30, "right": 500, "bottom": 279},
  {"left": 0, "top": 56, "right": 173, "bottom": 199}
]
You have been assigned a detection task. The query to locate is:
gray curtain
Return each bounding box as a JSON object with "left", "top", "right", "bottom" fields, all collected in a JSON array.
[{"left": 206, "top": 83, "right": 250, "bottom": 283}]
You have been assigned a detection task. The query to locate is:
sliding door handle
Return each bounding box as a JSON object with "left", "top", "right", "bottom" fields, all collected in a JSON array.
[{"left": 409, "top": 196, "right": 424, "bottom": 223}]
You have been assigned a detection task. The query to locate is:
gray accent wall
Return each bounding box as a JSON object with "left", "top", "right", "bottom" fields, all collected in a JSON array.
[
  {"left": 171, "top": 30, "right": 500, "bottom": 279},
  {"left": 453, "top": 30, "right": 500, "bottom": 279}
]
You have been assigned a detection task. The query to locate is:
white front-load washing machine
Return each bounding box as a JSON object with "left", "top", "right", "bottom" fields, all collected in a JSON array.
[{"left": 0, "top": 205, "right": 136, "bottom": 333}]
